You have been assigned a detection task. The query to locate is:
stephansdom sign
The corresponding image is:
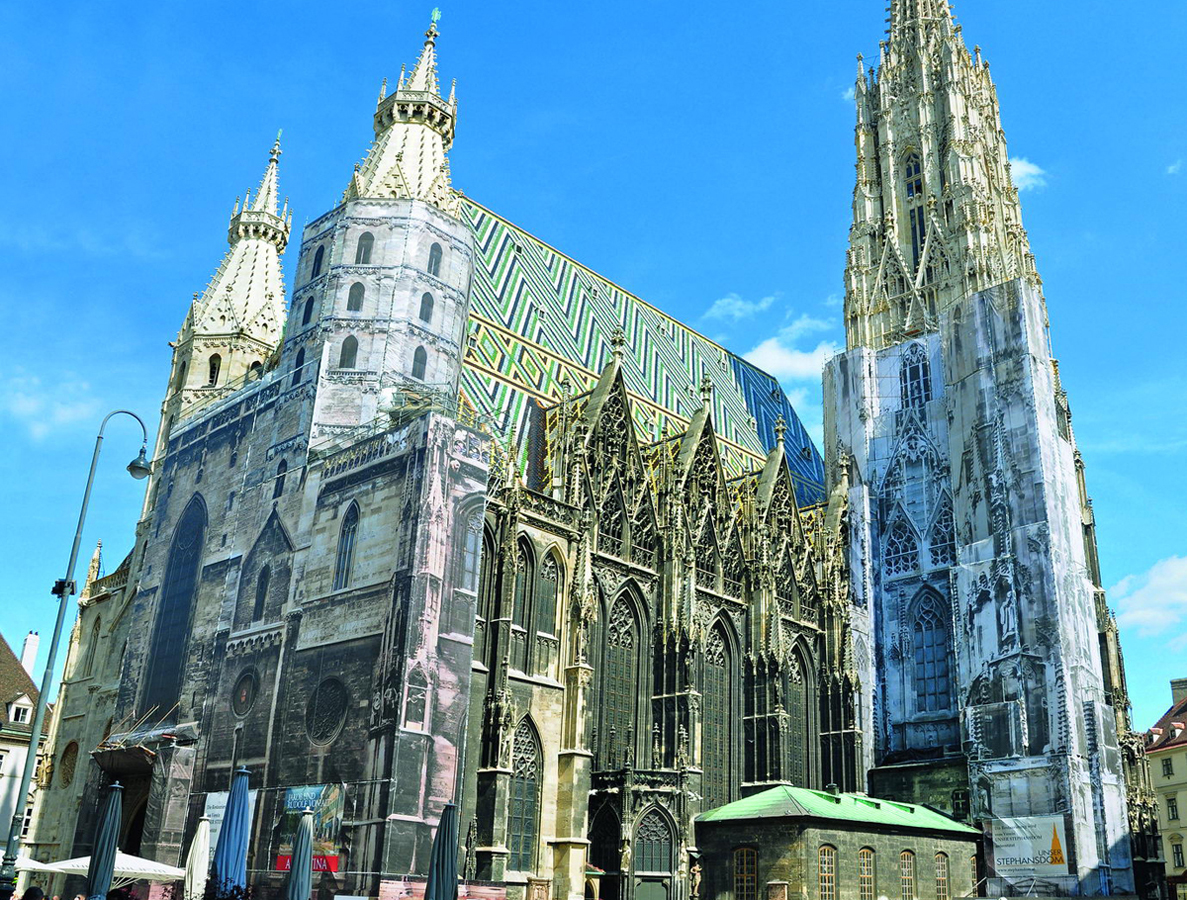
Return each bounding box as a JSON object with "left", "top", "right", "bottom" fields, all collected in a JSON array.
[
  {"left": 274, "top": 784, "right": 346, "bottom": 873},
  {"left": 991, "top": 815, "right": 1070, "bottom": 878}
]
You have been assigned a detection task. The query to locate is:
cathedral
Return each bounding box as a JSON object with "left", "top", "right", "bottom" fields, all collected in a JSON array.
[{"left": 26, "top": 3, "right": 1160, "bottom": 900}]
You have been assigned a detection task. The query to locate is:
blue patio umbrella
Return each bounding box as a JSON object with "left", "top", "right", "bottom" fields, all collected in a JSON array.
[
  {"left": 281, "top": 808, "right": 314, "bottom": 900},
  {"left": 210, "top": 767, "right": 251, "bottom": 896},
  {"left": 86, "top": 781, "right": 123, "bottom": 900},
  {"left": 424, "top": 803, "right": 459, "bottom": 900}
]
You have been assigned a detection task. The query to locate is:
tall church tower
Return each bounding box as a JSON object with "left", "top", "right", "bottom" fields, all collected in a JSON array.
[{"left": 824, "top": 1, "right": 1155, "bottom": 894}]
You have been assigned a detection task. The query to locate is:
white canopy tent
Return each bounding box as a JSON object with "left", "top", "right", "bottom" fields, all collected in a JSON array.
[
  {"left": 41, "top": 851, "right": 185, "bottom": 888},
  {"left": 14, "top": 856, "right": 59, "bottom": 873}
]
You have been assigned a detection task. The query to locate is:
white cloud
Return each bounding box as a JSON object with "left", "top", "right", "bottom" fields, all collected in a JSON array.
[
  {"left": 745, "top": 338, "right": 839, "bottom": 382},
  {"left": 1113, "top": 556, "right": 1187, "bottom": 649},
  {"left": 1010, "top": 157, "right": 1048, "bottom": 191},
  {"left": 703, "top": 292, "right": 776, "bottom": 322},
  {"left": 841, "top": 86, "right": 856, "bottom": 102},
  {"left": 824, "top": 292, "right": 844, "bottom": 308},
  {"left": 1168, "top": 159, "right": 1183, "bottom": 176},
  {"left": 0, "top": 370, "right": 102, "bottom": 440}
]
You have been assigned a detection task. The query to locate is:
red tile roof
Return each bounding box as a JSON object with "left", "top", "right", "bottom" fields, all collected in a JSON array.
[{"left": 1147, "top": 697, "right": 1187, "bottom": 753}]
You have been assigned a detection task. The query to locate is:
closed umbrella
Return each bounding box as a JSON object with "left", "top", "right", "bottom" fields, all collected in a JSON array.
[
  {"left": 184, "top": 816, "right": 211, "bottom": 900},
  {"left": 86, "top": 781, "right": 123, "bottom": 900},
  {"left": 281, "top": 808, "right": 314, "bottom": 900},
  {"left": 210, "top": 768, "right": 251, "bottom": 897},
  {"left": 424, "top": 803, "right": 459, "bottom": 900}
]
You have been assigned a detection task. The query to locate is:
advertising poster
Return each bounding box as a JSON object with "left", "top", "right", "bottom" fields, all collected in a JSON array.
[
  {"left": 274, "top": 784, "right": 346, "bottom": 873},
  {"left": 991, "top": 815, "right": 1070, "bottom": 879},
  {"left": 203, "top": 789, "right": 259, "bottom": 864}
]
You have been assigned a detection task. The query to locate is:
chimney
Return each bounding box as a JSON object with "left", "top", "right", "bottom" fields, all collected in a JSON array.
[
  {"left": 826, "top": 783, "right": 841, "bottom": 797},
  {"left": 20, "top": 631, "right": 39, "bottom": 677},
  {"left": 1172, "top": 678, "right": 1187, "bottom": 706}
]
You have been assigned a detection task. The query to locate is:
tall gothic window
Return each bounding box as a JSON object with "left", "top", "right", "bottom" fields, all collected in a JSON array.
[
  {"left": 511, "top": 543, "right": 533, "bottom": 671},
  {"left": 338, "top": 335, "right": 358, "bottom": 369},
  {"left": 404, "top": 668, "right": 428, "bottom": 729},
  {"left": 787, "top": 653, "right": 809, "bottom": 785},
  {"left": 428, "top": 242, "right": 443, "bottom": 276},
  {"left": 819, "top": 846, "right": 837, "bottom": 900},
  {"left": 538, "top": 555, "right": 560, "bottom": 638},
  {"left": 476, "top": 528, "right": 496, "bottom": 660},
  {"left": 412, "top": 346, "right": 427, "bottom": 380},
  {"left": 142, "top": 496, "right": 206, "bottom": 715},
  {"left": 174, "top": 360, "right": 188, "bottom": 391},
  {"left": 207, "top": 354, "right": 221, "bottom": 386},
  {"left": 334, "top": 503, "right": 359, "bottom": 591},
  {"left": 600, "top": 487, "right": 627, "bottom": 558},
  {"left": 859, "top": 848, "right": 876, "bottom": 900},
  {"left": 884, "top": 519, "right": 919, "bottom": 576},
  {"left": 450, "top": 510, "right": 483, "bottom": 634},
  {"left": 914, "top": 599, "right": 952, "bottom": 712},
  {"left": 589, "top": 808, "right": 621, "bottom": 885},
  {"left": 419, "top": 292, "right": 434, "bottom": 323},
  {"left": 634, "top": 811, "right": 673, "bottom": 873},
  {"left": 904, "top": 153, "right": 926, "bottom": 269},
  {"left": 347, "top": 283, "right": 364, "bottom": 311},
  {"left": 603, "top": 596, "right": 639, "bottom": 767},
  {"left": 900, "top": 343, "right": 932, "bottom": 409},
  {"left": 507, "top": 721, "right": 540, "bottom": 872},
  {"left": 929, "top": 500, "right": 956, "bottom": 567},
  {"left": 252, "top": 565, "right": 270, "bottom": 621},
  {"left": 354, "top": 232, "right": 374, "bottom": 264},
  {"left": 703, "top": 625, "right": 734, "bottom": 808},
  {"left": 734, "top": 848, "right": 757, "bottom": 900},
  {"left": 301, "top": 298, "right": 314, "bottom": 326},
  {"left": 311, "top": 245, "right": 325, "bottom": 278},
  {"left": 900, "top": 851, "right": 916, "bottom": 900},
  {"left": 935, "top": 853, "right": 950, "bottom": 900},
  {"left": 82, "top": 618, "right": 101, "bottom": 677},
  {"left": 272, "top": 461, "right": 287, "bottom": 499},
  {"left": 292, "top": 348, "right": 306, "bottom": 387}
]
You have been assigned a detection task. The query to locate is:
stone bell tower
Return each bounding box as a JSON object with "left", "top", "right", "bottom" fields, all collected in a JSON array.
[{"left": 824, "top": 1, "right": 1151, "bottom": 894}]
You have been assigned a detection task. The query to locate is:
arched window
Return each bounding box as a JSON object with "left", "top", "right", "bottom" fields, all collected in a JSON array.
[
  {"left": 57, "top": 742, "right": 79, "bottom": 788},
  {"left": 884, "top": 519, "right": 919, "bottom": 576},
  {"left": 404, "top": 668, "right": 428, "bottom": 729},
  {"left": 450, "top": 510, "right": 484, "bottom": 635},
  {"left": 511, "top": 543, "right": 533, "bottom": 671},
  {"left": 142, "top": 496, "right": 206, "bottom": 716},
  {"left": 82, "top": 618, "right": 101, "bottom": 677},
  {"left": 859, "top": 848, "right": 876, "bottom": 900},
  {"left": 174, "top": 361, "right": 188, "bottom": 391},
  {"left": 249, "top": 361, "right": 262, "bottom": 378},
  {"left": 207, "top": 354, "right": 221, "bottom": 386},
  {"left": 734, "top": 848, "right": 757, "bottom": 900},
  {"left": 302, "top": 297, "right": 315, "bottom": 326},
  {"left": 252, "top": 565, "right": 270, "bottom": 621},
  {"left": 914, "top": 599, "right": 952, "bottom": 712},
  {"left": 634, "top": 810, "right": 673, "bottom": 873},
  {"left": 900, "top": 851, "right": 916, "bottom": 900},
  {"left": 934, "top": 853, "right": 950, "bottom": 900},
  {"left": 272, "top": 461, "right": 287, "bottom": 499},
  {"left": 334, "top": 503, "right": 359, "bottom": 591},
  {"left": 419, "top": 292, "right": 434, "bottom": 323},
  {"left": 311, "top": 245, "right": 325, "bottom": 278},
  {"left": 338, "top": 335, "right": 358, "bottom": 369},
  {"left": 507, "top": 721, "right": 540, "bottom": 872},
  {"left": 538, "top": 555, "right": 560, "bottom": 637},
  {"left": 411, "top": 346, "right": 427, "bottom": 380},
  {"left": 929, "top": 499, "right": 956, "bottom": 567},
  {"left": 904, "top": 153, "right": 926, "bottom": 269},
  {"left": 476, "top": 527, "right": 496, "bottom": 660},
  {"left": 703, "top": 624, "right": 735, "bottom": 808},
  {"left": 428, "top": 242, "right": 443, "bottom": 276},
  {"left": 787, "top": 651, "right": 810, "bottom": 785},
  {"left": 602, "top": 596, "right": 639, "bottom": 767},
  {"left": 589, "top": 808, "right": 621, "bottom": 887},
  {"left": 900, "top": 343, "right": 932, "bottom": 409},
  {"left": 819, "top": 846, "right": 837, "bottom": 900},
  {"left": 292, "top": 348, "right": 305, "bottom": 387},
  {"left": 354, "top": 232, "right": 374, "bottom": 264},
  {"left": 347, "top": 282, "right": 364, "bottom": 312}
]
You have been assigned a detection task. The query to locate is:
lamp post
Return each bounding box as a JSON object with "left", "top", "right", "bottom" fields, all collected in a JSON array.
[{"left": 0, "top": 410, "right": 151, "bottom": 900}]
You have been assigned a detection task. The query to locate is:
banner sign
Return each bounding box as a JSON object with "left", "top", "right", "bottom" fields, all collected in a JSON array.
[
  {"left": 203, "top": 789, "right": 259, "bottom": 865},
  {"left": 991, "top": 815, "right": 1070, "bottom": 878},
  {"left": 275, "top": 784, "right": 346, "bottom": 873}
]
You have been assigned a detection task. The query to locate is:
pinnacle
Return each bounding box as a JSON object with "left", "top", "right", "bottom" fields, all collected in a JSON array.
[
  {"left": 248, "top": 131, "right": 283, "bottom": 216},
  {"left": 405, "top": 13, "right": 442, "bottom": 95}
]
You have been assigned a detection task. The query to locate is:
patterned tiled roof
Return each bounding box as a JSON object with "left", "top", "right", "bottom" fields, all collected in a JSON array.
[{"left": 458, "top": 197, "right": 826, "bottom": 505}]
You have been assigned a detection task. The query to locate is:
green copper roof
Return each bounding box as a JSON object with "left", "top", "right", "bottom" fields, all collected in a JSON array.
[{"left": 697, "top": 786, "right": 979, "bottom": 835}]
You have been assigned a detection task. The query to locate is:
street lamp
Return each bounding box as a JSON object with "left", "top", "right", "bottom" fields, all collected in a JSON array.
[{"left": 0, "top": 410, "right": 151, "bottom": 900}]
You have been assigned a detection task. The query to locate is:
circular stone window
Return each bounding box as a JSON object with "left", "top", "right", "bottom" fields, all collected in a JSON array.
[
  {"left": 306, "top": 678, "right": 349, "bottom": 746},
  {"left": 232, "top": 669, "right": 259, "bottom": 718},
  {"left": 58, "top": 741, "right": 79, "bottom": 788}
]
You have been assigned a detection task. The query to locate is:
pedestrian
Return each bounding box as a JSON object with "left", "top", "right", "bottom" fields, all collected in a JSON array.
[{"left": 19, "top": 887, "right": 45, "bottom": 900}]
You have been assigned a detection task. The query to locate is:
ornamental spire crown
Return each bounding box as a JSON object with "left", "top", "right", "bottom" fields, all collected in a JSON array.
[{"left": 345, "top": 10, "right": 459, "bottom": 213}]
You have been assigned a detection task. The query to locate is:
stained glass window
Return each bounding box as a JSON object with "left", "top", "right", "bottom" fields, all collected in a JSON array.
[
  {"left": 539, "top": 555, "right": 560, "bottom": 637},
  {"left": 58, "top": 742, "right": 79, "bottom": 788},
  {"left": 935, "top": 853, "right": 950, "bottom": 900},
  {"left": 787, "top": 655, "right": 808, "bottom": 786},
  {"left": 703, "top": 627, "right": 733, "bottom": 808},
  {"left": 142, "top": 496, "right": 206, "bottom": 716},
  {"left": 334, "top": 504, "right": 359, "bottom": 591},
  {"left": 450, "top": 510, "right": 483, "bottom": 634},
  {"left": 232, "top": 669, "right": 258, "bottom": 717},
  {"left": 734, "top": 848, "right": 757, "bottom": 900},
  {"left": 507, "top": 721, "right": 539, "bottom": 872},
  {"left": 885, "top": 520, "right": 919, "bottom": 576},
  {"left": 900, "top": 851, "right": 916, "bottom": 900},
  {"left": 603, "top": 597, "right": 638, "bottom": 767},
  {"left": 929, "top": 501, "right": 956, "bottom": 567},
  {"left": 914, "top": 602, "right": 952, "bottom": 712},
  {"left": 306, "top": 678, "right": 348, "bottom": 745},
  {"left": 900, "top": 343, "right": 932, "bottom": 409},
  {"left": 859, "top": 848, "right": 875, "bottom": 900},
  {"left": 635, "top": 811, "right": 672, "bottom": 873},
  {"left": 819, "top": 846, "right": 837, "bottom": 900}
]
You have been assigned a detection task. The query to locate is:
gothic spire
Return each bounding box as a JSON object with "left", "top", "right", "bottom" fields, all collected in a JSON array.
[
  {"left": 405, "top": 16, "right": 441, "bottom": 94},
  {"left": 887, "top": 0, "right": 955, "bottom": 47}
]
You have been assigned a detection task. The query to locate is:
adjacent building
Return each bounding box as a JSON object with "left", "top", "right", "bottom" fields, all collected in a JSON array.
[
  {"left": 0, "top": 633, "right": 45, "bottom": 861},
  {"left": 1146, "top": 681, "right": 1187, "bottom": 899}
]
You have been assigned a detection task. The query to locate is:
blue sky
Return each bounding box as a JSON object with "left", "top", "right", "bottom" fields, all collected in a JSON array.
[{"left": 0, "top": 1, "right": 1183, "bottom": 729}]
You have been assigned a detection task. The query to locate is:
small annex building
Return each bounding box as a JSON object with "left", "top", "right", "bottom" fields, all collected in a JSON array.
[{"left": 695, "top": 785, "right": 980, "bottom": 900}]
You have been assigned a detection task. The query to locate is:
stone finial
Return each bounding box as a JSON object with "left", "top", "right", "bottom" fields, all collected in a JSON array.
[
  {"left": 699, "top": 373, "right": 713, "bottom": 406},
  {"left": 610, "top": 326, "right": 626, "bottom": 361},
  {"left": 774, "top": 415, "right": 787, "bottom": 447}
]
